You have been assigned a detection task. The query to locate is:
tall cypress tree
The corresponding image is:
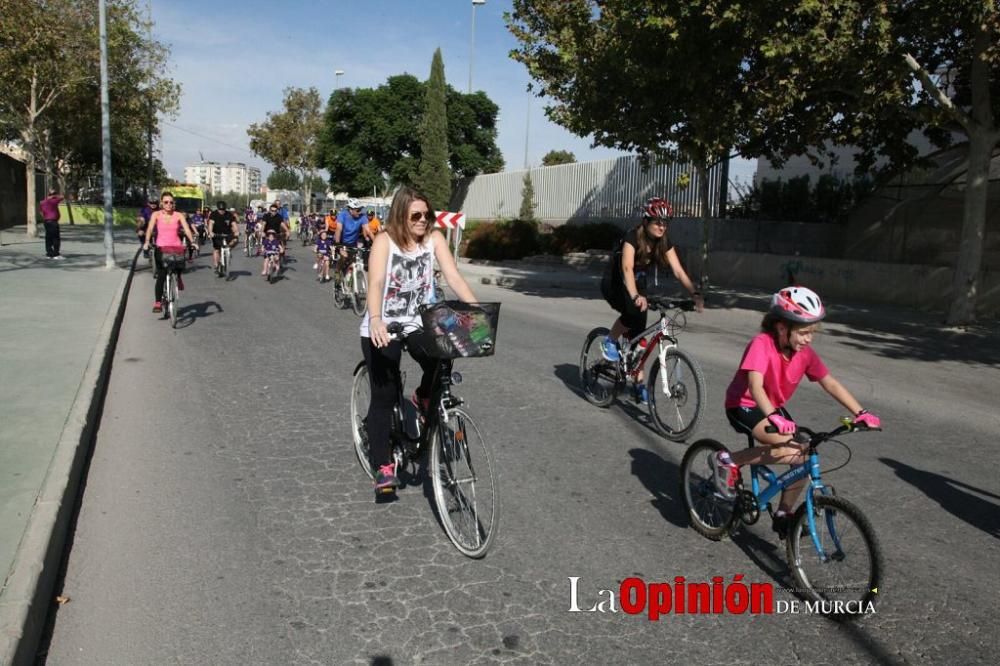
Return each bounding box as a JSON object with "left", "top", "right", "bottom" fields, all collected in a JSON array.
[{"left": 415, "top": 48, "right": 451, "bottom": 210}]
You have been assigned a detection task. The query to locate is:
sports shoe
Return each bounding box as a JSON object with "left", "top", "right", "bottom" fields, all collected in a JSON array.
[
  {"left": 177, "top": 275, "right": 185, "bottom": 291},
  {"left": 312, "top": 262, "right": 318, "bottom": 270},
  {"left": 152, "top": 301, "right": 162, "bottom": 313},
  {"left": 374, "top": 463, "right": 398, "bottom": 491},
  {"left": 709, "top": 451, "right": 739, "bottom": 499},
  {"left": 633, "top": 383, "right": 649, "bottom": 405},
  {"left": 53, "top": 255, "right": 65, "bottom": 260},
  {"left": 600, "top": 336, "right": 620, "bottom": 362}
]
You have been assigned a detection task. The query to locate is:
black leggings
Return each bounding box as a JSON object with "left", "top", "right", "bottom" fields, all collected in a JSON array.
[
  {"left": 154, "top": 249, "right": 184, "bottom": 301},
  {"left": 361, "top": 336, "right": 450, "bottom": 469}
]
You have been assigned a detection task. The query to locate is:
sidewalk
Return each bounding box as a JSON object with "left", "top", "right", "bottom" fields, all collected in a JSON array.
[
  {"left": 458, "top": 256, "right": 1000, "bottom": 365},
  {"left": 0, "top": 225, "right": 136, "bottom": 665}
]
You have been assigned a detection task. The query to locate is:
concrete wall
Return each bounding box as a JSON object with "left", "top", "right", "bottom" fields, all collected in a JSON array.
[{"left": 685, "top": 250, "right": 999, "bottom": 316}]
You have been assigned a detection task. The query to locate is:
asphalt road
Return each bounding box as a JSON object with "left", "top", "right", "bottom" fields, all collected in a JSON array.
[{"left": 42, "top": 244, "right": 998, "bottom": 664}]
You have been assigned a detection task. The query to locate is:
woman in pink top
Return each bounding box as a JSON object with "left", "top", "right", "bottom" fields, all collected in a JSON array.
[
  {"left": 142, "top": 191, "right": 195, "bottom": 314},
  {"left": 713, "top": 287, "right": 882, "bottom": 538}
]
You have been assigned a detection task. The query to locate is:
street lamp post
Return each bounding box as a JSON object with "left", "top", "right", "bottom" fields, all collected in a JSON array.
[
  {"left": 335, "top": 69, "right": 345, "bottom": 89},
  {"left": 468, "top": 0, "right": 486, "bottom": 94}
]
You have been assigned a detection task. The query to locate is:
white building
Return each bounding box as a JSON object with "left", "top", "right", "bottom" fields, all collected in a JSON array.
[{"left": 184, "top": 161, "right": 261, "bottom": 195}]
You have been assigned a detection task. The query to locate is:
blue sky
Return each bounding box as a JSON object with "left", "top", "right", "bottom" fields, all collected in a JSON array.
[{"left": 153, "top": 0, "right": 755, "bottom": 188}]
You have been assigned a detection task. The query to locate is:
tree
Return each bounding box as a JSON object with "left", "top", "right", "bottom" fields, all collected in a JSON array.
[
  {"left": 542, "top": 149, "right": 575, "bottom": 166},
  {"left": 267, "top": 167, "right": 301, "bottom": 190},
  {"left": 0, "top": 0, "right": 178, "bottom": 231},
  {"left": 753, "top": 1, "right": 1000, "bottom": 325},
  {"left": 507, "top": 1, "right": 773, "bottom": 289},
  {"left": 414, "top": 48, "right": 451, "bottom": 210},
  {"left": 318, "top": 75, "right": 503, "bottom": 198},
  {"left": 519, "top": 172, "right": 537, "bottom": 221},
  {"left": 248, "top": 87, "right": 324, "bottom": 211}
]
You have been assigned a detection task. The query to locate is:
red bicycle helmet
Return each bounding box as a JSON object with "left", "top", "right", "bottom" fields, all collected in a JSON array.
[
  {"left": 641, "top": 197, "right": 673, "bottom": 220},
  {"left": 770, "top": 286, "right": 825, "bottom": 324}
]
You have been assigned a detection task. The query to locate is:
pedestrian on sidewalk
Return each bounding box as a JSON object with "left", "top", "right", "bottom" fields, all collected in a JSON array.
[{"left": 39, "top": 189, "right": 65, "bottom": 259}]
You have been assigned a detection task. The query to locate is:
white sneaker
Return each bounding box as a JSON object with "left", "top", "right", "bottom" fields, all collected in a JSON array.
[
  {"left": 709, "top": 451, "right": 739, "bottom": 499},
  {"left": 312, "top": 263, "right": 318, "bottom": 270},
  {"left": 53, "top": 255, "right": 65, "bottom": 260}
]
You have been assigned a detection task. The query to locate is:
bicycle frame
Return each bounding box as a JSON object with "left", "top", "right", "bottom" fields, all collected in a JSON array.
[{"left": 747, "top": 448, "right": 837, "bottom": 558}]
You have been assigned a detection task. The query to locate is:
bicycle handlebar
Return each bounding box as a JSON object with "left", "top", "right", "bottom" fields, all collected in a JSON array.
[
  {"left": 646, "top": 296, "right": 696, "bottom": 311},
  {"left": 764, "top": 421, "right": 882, "bottom": 446}
]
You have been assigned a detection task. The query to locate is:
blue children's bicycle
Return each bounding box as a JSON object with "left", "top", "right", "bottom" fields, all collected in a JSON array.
[{"left": 679, "top": 421, "right": 883, "bottom": 618}]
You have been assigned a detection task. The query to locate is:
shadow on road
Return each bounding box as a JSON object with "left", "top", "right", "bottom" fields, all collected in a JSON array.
[
  {"left": 175, "top": 301, "right": 223, "bottom": 328},
  {"left": 225, "top": 270, "right": 253, "bottom": 282},
  {"left": 880, "top": 457, "right": 1000, "bottom": 539},
  {"left": 552, "top": 363, "right": 587, "bottom": 402},
  {"left": 627, "top": 448, "right": 688, "bottom": 528}
]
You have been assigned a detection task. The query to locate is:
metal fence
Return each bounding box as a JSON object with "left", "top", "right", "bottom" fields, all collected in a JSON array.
[{"left": 451, "top": 155, "right": 725, "bottom": 223}]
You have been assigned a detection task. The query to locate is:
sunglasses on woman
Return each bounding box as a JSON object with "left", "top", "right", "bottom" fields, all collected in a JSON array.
[{"left": 409, "top": 211, "right": 433, "bottom": 222}]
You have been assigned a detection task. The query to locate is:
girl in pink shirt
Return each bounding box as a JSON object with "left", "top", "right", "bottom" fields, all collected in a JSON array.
[{"left": 714, "top": 287, "right": 881, "bottom": 538}]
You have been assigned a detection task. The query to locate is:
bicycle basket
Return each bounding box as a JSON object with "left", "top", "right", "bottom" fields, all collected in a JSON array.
[
  {"left": 418, "top": 301, "right": 500, "bottom": 359},
  {"left": 161, "top": 251, "right": 186, "bottom": 270}
]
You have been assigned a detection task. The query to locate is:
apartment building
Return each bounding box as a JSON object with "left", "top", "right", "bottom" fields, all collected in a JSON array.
[{"left": 184, "top": 161, "right": 261, "bottom": 195}]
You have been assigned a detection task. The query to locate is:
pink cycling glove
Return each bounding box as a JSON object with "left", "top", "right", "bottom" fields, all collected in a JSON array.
[
  {"left": 853, "top": 410, "right": 881, "bottom": 429},
  {"left": 767, "top": 412, "right": 796, "bottom": 434}
]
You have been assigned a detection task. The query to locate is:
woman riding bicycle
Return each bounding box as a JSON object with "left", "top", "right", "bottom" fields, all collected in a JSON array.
[
  {"left": 361, "top": 186, "right": 478, "bottom": 495},
  {"left": 600, "top": 196, "right": 703, "bottom": 403},
  {"left": 713, "top": 286, "right": 881, "bottom": 538},
  {"left": 142, "top": 191, "right": 195, "bottom": 314}
]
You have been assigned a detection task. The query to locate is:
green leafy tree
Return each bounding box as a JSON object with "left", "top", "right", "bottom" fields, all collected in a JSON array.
[
  {"left": 519, "top": 172, "right": 536, "bottom": 221},
  {"left": 415, "top": 48, "right": 451, "bottom": 210},
  {"left": 267, "top": 167, "right": 301, "bottom": 190},
  {"left": 0, "top": 0, "right": 175, "bottom": 233},
  {"left": 248, "top": 87, "right": 324, "bottom": 211},
  {"left": 753, "top": 1, "right": 1000, "bottom": 324},
  {"left": 541, "top": 149, "right": 575, "bottom": 166},
  {"left": 318, "top": 75, "right": 503, "bottom": 198}
]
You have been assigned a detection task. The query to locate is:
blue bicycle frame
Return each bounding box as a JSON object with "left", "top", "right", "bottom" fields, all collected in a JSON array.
[{"left": 749, "top": 453, "right": 841, "bottom": 561}]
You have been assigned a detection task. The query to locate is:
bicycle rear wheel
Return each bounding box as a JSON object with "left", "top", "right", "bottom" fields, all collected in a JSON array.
[
  {"left": 351, "top": 269, "right": 367, "bottom": 316},
  {"left": 350, "top": 362, "right": 374, "bottom": 480},
  {"left": 430, "top": 407, "right": 499, "bottom": 558},
  {"left": 679, "top": 439, "right": 738, "bottom": 540},
  {"left": 648, "top": 347, "right": 706, "bottom": 441},
  {"left": 786, "top": 495, "right": 883, "bottom": 618},
  {"left": 221, "top": 247, "right": 229, "bottom": 278},
  {"left": 578, "top": 327, "right": 620, "bottom": 407}
]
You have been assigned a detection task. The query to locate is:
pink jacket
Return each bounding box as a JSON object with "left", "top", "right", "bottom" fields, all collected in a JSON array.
[{"left": 39, "top": 195, "right": 63, "bottom": 222}]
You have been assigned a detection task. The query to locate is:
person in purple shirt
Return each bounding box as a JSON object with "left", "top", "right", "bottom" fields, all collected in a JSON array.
[
  {"left": 39, "top": 189, "right": 65, "bottom": 260},
  {"left": 314, "top": 228, "right": 334, "bottom": 282}
]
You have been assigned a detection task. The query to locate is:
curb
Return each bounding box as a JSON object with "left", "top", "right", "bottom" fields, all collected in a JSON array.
[{"left": 0, "top": 250, "right": 139, "bottom": 666}]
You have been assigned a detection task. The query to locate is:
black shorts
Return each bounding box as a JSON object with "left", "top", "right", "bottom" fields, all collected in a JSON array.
[
  {"left": 726, "top": 405, "right": 792, "bottom": 442},
  {"left": 212, "top": 236, "right": 232, "bottom": 250},
  {"left": 600, "top": 273, "right": 649, "bottom": 338}
]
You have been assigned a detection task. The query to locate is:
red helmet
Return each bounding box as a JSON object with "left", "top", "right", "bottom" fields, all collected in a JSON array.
[
  {"left": 642, "top": 197, "right": 673, "bottom": 220},
  {"left": 770, "top": 286, "right": 825, "bottom": 324}
]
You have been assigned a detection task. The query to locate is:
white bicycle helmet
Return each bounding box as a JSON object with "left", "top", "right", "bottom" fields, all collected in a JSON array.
[
  {"left": 346, "top": 197, "right": 362, "bottom": 209},
  {"left": 770, "top": 286, "right": 825, "bottom": 324}
]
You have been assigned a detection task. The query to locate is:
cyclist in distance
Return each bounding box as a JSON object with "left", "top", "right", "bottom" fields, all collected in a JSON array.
[
  {"left": 261, "top": 228, "right": 282, "bottom": 277},
  {"left": 314, "top": 227, "right": 334, "bottom": 282},
  {"left": 713, "top": 287, "right": 881, "bottom": 538},
  {"left": 599, "top": 196, "right": 704, "bottom": 403},
  {"left": 334, "top": 198, "right": 368, "bottom": 286},
  {"left": 142, "top": 191, "right": 195, "bottom": 313},
  {"left": 362, "top": 208, "right": 381, "bottom": 246},
  {"left": 361, "top": 186, "right": 479, "bottom": 495},
  {"left": 208, "top": 201, "right": 239, "bottom": 276}
]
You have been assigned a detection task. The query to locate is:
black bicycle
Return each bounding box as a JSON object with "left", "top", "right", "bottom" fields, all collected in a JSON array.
[{"left": 349, "top": 301, "right": 501, "bottom": 558}]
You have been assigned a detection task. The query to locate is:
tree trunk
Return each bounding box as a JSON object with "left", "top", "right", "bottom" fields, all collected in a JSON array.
[
  {"left": 25, "top": 137, "right": 38, "bottom": 238},
  {"left": 945, "top": 131, "right": 996, "bottom": 325},
  {"left": 945, "top": 22, "right": 998, "bottom": 326},
  {"left": 696, "top": 158, "right": 712, "bottom": 291}
]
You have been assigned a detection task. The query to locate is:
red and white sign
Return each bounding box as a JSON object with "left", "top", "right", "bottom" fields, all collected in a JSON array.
[{"left": 435, "top": 211, "right": 466, "bottom": 230}]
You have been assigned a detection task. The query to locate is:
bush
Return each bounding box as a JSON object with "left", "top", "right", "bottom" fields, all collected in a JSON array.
[{"left": 464, "top": 219, "right": 542, "bottom": 260}]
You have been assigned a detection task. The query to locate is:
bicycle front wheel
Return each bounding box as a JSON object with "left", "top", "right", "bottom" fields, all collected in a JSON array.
[
  {"left": 350, "top": 362, "right": 374, "bottom": 480},
  {"left": 351, "top": 269, "right": 367, "bottom": 316},
  {"left": 648, "top": 347, "right": 706, "bottom": 441},
  {"left": 430, "top": 407, "right": 499, "bottom": 558},
  {"left": 679, "top": 439, "right": 738, "bottom": 540},
  {"left": 786, "top": 495, "right": 883, "bottom": 618},
  {"left": 221, "top": 248, "right": 229, "bottom": 277},
  {"left": 579, "top": 327, "right": 619, "bottom": 407},
  {"left": 168, "top": 274, "right": 179, "bottom": 328}
]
